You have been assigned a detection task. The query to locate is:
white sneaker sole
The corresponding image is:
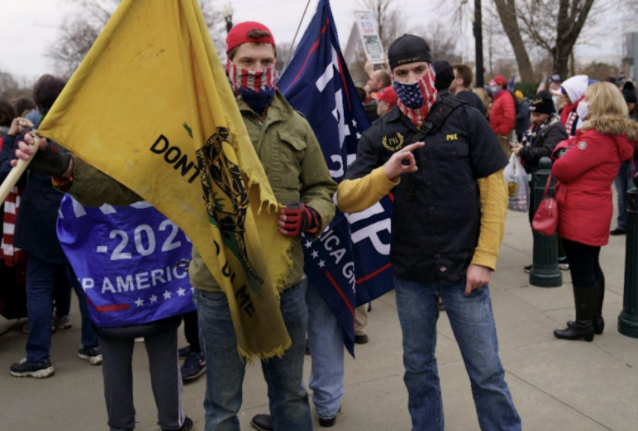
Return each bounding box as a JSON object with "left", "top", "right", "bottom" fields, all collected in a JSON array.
[
  {"left": 78, "top": 353, "right": 103, "bottom": 365},
  {"left": 10, "top": 366, "right": 55, "bottom": 379}
]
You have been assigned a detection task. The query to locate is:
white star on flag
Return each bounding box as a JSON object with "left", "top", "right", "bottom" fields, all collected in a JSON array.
[
  {"left": 356, "top": 132, "right": 362, "bottom": 139},
  {"left": 177, "top": 288, "right": 186, "bottom": 297},
  {"left": 135, "top": 298, "right": 144, "bottom": 307},
  {"left": 318, "top": 260, "right": 326, "bottom": 268},
  {"left": 304, "top": 241, "right": 313, "bottom": 249},
  {"left": 311, "top": 250, "right": 319, "bottom": 259},
  {"left": 149, "top": 295, "right": 158, "bottom": 303},
  {"left": 190, "top": 287, "right": 195, "bottom": 293},
  {"left": 163, "top": 291, "right": 172, "bottom": 300},
  {"left": 352, "top": 119, "right": 357, "bottom": 127}
]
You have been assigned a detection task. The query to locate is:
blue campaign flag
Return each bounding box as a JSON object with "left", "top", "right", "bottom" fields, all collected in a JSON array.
[
  {"left": 279, "top": 0, "right": 393, "bottom": 355},
  {"left": 56, "top": 196, "right": 195, "bottom": 328}
]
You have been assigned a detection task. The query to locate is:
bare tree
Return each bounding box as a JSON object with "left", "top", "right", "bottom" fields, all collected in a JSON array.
[
  {"left": 516, "top": 0, "right": 597, "bottom": 79},
  {"left": 275, "top": 42, "right": 295, "bottom": 76},
  {"left": 491, "top": 0, "right": 534, "bottom": 81},
  {"left": 411, "top": 22, "right": 463, "bottom": 64},
  {"left": 0, "top": 70, "right": 34, "bottom": 101},
  {"left": 47, "top": 0, "right": 226, "bottom": 77},
  {"left": 439, "top": 0, "right": 606, "bottom": 82},
  {"left": 578, "top": 61, "right": 620, "bottom": 81}
]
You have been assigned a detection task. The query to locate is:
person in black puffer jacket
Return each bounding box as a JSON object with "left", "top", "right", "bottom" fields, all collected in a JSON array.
[
  {"left": 509, "top": 90, "right": 568, "bottom": 273},
  {"left": 510, "top": 90, "right": 568, "bottom": 221}
]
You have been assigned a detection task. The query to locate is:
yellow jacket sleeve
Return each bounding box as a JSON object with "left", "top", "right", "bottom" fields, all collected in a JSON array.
[
  {"left": 337, "top": 167, "right": 399, "bottom": 213},
  {"left": 470, "top": 168, "right": 508, "bottom": 270}
]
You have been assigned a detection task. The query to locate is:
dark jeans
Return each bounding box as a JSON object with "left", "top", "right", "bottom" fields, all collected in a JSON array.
[
  {"left": 183, "top": 310, "right": 201, "bottom": 353},
  {"left": 394, "top": 276, "right": 521, "bottom": 431},
  {"left": 26, "top": 255, "right": 98, "bottom": 362},
  {"left": 53, "top": 279, "right": 72, "bottom": 318},
  {"left": 194, "top": 283, "right": 311, "bottom": 431},
  {"left": 561, "top": 238, "right": 603, "bottom": 288},
  {"left": 100, "top": 327, "right": 186, "bottom": 431}
]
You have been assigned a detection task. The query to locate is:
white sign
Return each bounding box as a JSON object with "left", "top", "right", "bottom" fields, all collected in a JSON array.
[{"left": 355, "top": 11, "right": 385, "bottom": 65}]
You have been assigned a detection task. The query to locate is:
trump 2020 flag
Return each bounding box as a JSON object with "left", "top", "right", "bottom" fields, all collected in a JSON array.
[
  {"left": 279, "top": 0, "right": 393, "bottom": 355},
  {"left": 37, "top": 0, "right": 292, "bottom": 361},
  {"left": 57, "top": 197, "right": 195, "bottom": 327}
]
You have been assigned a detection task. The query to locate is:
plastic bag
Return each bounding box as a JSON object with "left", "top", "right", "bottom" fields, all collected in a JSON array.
[{"left": 503, "top": 154, "right": 529, "bottom": 212}]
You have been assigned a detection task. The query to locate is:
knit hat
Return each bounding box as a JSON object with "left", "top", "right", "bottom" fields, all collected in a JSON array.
[
  {"left": 388, "top": 35, "right": 431, "bottom": 70},
  {"left": 514, "top": 90, "right": 524, "bottom": 101},
  {"left": 433, "top": 60, "right": 454, "bottom": 91},
  {"left": 226, "top": 22, "right": 276, "bottom": 54},
  {"left": 529, "top": 90, "right": 556, "bottom": 115},
  {"left": 623, "top": 87, "right": 637, "bottom": 104},
  {"left": 548, "top": 74, "right": 562, "bottom": 84}
]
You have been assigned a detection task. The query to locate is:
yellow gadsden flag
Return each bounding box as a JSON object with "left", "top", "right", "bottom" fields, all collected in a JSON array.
[{"left": 38, "top": 0, "right": 293, "bottom": 360}]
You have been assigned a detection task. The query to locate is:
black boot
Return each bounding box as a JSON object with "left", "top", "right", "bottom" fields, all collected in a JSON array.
[
  {"left": 593, "top": 278, "right": 605, "bottom": 334},
  {"left": 554, "top": 286, "right": 596, "bottom": 342},
  {"left": 567, "top": 278, "right": 605, "bottom": 334}
]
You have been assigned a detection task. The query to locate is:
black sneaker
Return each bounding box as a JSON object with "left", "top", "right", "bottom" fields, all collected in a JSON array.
[
  {"left": 610, "top": 228, "right": 626, "bottom": 236},
  {"left": 163, "top": 416, "right": 193, "bottom": 431},
  {"left": 178, "top": 345, "right": 191, "bottom": 358},
  {"left": 10, "top": 358, "right": 55, "bottom": 378},
  {"left": 319, "top": 415, "right": 337, "bottom": 427},
  {"left": 78, "top": 344, "right": 103, "bottom": 365},
  {"left": 181, "top": 352, "right": 206, "bottom": 381},
  {"left": 524, "top": 264, "right": 532, "bottom": 273},
  {"left": 251, "top": 414, "right": 273, "bottom": 431},
  {"left": 354, "top": 334, "right": 369, "bottom": 344}
]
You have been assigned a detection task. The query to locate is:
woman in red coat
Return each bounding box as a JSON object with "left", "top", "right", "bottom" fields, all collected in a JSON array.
[{"left": 550, "top": 82, "right": 638, "bottom": 341}]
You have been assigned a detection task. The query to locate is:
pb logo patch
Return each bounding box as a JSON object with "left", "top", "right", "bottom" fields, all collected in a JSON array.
[
  {"left": 578, "top": 141, "right": 588, "bottom": 150},
  {"left": 446, "top": 134, "right": 458, "bottom": 141},
  {"left": 382, "top": 132, "right": 404, "bottom": 152}
]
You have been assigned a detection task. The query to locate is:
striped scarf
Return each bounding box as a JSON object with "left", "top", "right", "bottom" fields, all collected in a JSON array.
[
  {"left": 0, "top": 187, "right": 26, "bottom": 267},
  {"left": 226, "top": 61, "right": 276, "bottom": 114},
  {"left": 393, "top": 68, "right": 438, "bottom": 127},
  {"left": 521, "top": 113, "right": 561, "bottom": 148}
]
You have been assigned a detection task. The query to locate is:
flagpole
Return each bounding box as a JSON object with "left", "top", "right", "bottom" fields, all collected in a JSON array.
[
  {"left": 0, "top": 135, "right": 40, "bottom": 205},
  {"left": 289, "top": 0, "right": 313, "bottom": 58}
]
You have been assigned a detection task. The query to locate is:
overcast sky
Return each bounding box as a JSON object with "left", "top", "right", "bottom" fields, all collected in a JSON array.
[{"left": 0, "top": 0, "right": 625, "bottom": 80}]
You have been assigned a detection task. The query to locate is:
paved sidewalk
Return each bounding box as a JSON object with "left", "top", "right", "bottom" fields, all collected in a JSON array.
[{"left": 1, "top": 207, "right": 637, "bottom": 431}]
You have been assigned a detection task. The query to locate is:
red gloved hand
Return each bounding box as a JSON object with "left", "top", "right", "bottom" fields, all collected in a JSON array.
[{"left": 278, "top": 202, "right": 321, "bottom": 237}]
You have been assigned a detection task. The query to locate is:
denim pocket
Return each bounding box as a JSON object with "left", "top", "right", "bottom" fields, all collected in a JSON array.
[{"left": 196, "top": 289, "right": 228, "bottom": 306}]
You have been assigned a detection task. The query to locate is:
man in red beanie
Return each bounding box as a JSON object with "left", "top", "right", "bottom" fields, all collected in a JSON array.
[
  {"left": 489, "top": 75, "right": 516, "bottom": 156},
  {"left": 202, "top": 22, "right": 337, "bottom": 431}
]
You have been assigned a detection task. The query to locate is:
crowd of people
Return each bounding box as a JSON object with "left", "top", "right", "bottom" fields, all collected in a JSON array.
[{"left": 1, "top": 15, "right": 638, "bottom": 431}]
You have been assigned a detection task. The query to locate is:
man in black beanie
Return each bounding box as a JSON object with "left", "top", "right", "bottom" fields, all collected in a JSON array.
[
  {"left": 432, "top": 60, "right": 454, "bottom": 97},
  {"left": 337, "top": 34, "right": 521, "bottom": 431}
]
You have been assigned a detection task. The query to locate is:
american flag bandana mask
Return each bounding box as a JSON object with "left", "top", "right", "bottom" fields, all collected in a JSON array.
[
  {"left": 227, "top": 61, "right": 277, "bottom": 113},
  {"left": 393, "top": 67, "right": 438, "bottom": 127}
]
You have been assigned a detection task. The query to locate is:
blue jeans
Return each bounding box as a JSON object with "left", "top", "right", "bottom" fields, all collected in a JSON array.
[
  {"left": 306, "top": 280, "right": 344, "bottom": 420},
  {"left": 69, "top": 267, "right": 99, "bottom": 350},
  {"left": 394, "top": 277, "right": 521, "bottom": 431},
  {"left": 614, "top": 161, "right": 634, "bottom": 231},
  {"left": 194, "top": 283, "right": 312, "bottom": 431},
  {"left": 26, "top": 255, "right": 98, "bottom": 362}
]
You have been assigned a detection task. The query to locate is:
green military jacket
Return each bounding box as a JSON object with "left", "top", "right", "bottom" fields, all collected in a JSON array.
[{"left": 65, "top": 91, "right": 337, "bottom": 292}]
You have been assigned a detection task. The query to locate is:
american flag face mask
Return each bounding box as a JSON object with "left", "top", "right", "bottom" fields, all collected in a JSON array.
[
  {"left": 226, "top": 61, "right": 277, "bottom": 113},
  {"left": 392, "top": 67, "right": 438, "bottom": 127}
]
